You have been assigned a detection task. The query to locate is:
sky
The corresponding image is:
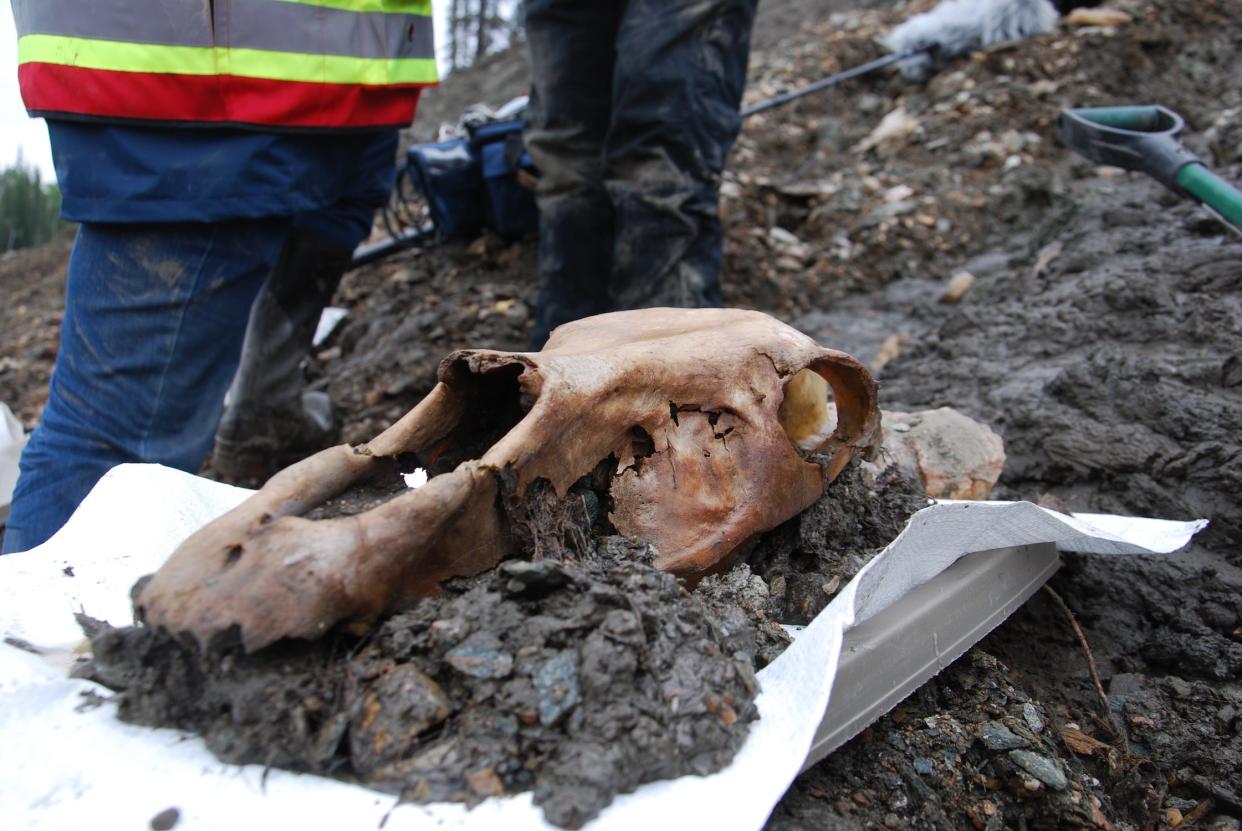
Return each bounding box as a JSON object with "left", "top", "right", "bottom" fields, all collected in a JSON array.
[
  {"left": 1, "top": 4, "right": 55, "bottom": 181},
  {"left": 0, "top": 4, "right": 456, "bottom": 185}
]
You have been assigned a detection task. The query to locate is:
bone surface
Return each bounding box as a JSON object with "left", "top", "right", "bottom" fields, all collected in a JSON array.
[{"left": 138, "top": 308, "right": 881, "bottom": 652}]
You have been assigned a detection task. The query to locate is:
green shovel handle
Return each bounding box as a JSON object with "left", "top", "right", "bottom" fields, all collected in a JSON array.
[{"left": 1058, "top": 105, "right": 1242, "bottom": 230}]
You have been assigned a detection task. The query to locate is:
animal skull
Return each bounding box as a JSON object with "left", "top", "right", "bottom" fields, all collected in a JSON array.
[{"left": 138, "top": 308, "right": 881, "bottom": 652}]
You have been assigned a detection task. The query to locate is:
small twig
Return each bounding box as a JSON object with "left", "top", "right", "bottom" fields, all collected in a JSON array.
[
  {"left": 1182, "top": 798, "right": 1213, "bottom": 826},
  {"left": 1043, "top": 585, "right": 1130, "bottom": 754},
  {"left": 1143, "top": 778, "right": 1169, "bottom": 831}
]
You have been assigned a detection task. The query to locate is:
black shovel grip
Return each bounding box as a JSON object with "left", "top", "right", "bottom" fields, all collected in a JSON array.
[{"left": 1057, "top": 106, "right": 1201, "bottom": 192}]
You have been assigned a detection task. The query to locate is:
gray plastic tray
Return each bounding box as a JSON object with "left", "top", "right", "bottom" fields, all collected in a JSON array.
[{"left": 802, "top": 542, "right": 1060, "bottom": 770}]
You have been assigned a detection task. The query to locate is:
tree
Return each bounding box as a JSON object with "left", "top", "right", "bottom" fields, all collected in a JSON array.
[
  {"left": 446, "top": 0, "right": 520, "bottom": 71},
  {"left": 0, "top": 154, "right": 62, "bottom": 253}
]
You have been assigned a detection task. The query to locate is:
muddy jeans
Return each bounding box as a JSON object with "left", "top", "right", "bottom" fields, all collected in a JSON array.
[
  {"left": 0, "top": 207, "right": 378, "bottom": 554},
  {"left": 524, "top": 0, "right": 758, "bottom": 346}
]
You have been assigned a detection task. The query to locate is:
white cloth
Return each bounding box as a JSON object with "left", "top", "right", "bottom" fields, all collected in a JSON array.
[{"left": 0, "top": 402, "right": 27, "bottom": 522}]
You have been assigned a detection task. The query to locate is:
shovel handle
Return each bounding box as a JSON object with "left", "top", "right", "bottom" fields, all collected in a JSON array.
[
  {"left": 1057, "top": 106, "right": 1199, "bottom": 190},
  {"left": 1059, "top": 105, "right": 1242, "bottom": 231},
  {"left": 1177, "top": 164, "right": 1242, "bottom": 230}
]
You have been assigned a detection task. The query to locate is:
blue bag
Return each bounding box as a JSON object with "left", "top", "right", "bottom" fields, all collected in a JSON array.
[{"left": 405, "top": 119, "right": 538, "bottom": 242}]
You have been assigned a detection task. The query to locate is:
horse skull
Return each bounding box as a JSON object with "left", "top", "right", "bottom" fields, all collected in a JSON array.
[{"left": 138, "top": 308, "right": 881, "bottom": 651}]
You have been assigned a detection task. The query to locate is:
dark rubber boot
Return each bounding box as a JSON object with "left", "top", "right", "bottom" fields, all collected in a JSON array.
[{"left": 212, "top": 231, "right": 352, "bottom": 485}]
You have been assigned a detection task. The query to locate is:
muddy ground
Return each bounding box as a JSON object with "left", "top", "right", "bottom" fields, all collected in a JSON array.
[
  {"left": 2, "top": 0, "right": 1241, "bottom": 828},
  {"left": 89, "top": 539, "right": 767, "bottom": 830}
]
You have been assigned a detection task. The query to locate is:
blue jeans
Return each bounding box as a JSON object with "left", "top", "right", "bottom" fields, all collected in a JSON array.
[{"left": 1, "top": 220, "right": 295, "bottom": 554}]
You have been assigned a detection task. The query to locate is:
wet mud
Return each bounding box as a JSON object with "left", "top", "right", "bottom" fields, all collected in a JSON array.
[
  {"left": 87, "top": 540, "right": 764, "bottom": 830},
  {"left": 744, "top": 466, "right": 928, "bottom": 625}
]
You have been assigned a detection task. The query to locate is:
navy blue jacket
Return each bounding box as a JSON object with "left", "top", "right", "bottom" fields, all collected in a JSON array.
[{"left": 49, "top": 122, "right": 398, "bottom": 247}]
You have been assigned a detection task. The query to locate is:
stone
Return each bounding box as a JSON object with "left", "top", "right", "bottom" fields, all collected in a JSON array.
[
  {"left": 1023, "top": 702, "right": 1045, "bottom": 733},
  {"left": 447, "top": 632, "right": 514, "bottom": 679},
  {"left": 1009, "top": 750, "right": 1068, "bottom": 791},
  {"left": 870, "top": 408, "right": 1006, "bottom": 500},
  {"left": 978, "top": 721, "right": 1027, "bottom": 751},
  {"left": 940, "top": 270, "right": 975, "bottom": 304},
  {"left": 534, "top": 650, "right": 580, "bottom": 726},
  {"left": 501, "top": 560, "right": 573, "bottom": 598}
]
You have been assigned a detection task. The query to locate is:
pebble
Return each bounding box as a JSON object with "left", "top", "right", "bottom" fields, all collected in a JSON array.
[
  {"left": 769, "top": 227, "right": 802, "bottom": 247},
  {"left": 913, "top": 757, "right": 934, "bottom": 775},
  {"left": 446, "top": 631, "right": 514, "bottom": 679},
  {"left": 1023, "top": 702, "right": 1045, "bottom": 733},
  {"left": 939, "top": 270, "right": 975, "bottom": 304},
  {"left": 1009, "top": 749, "right": 1068, "bottom": 791},
  {"left": 979, "top": 721, "right": 1027, "bottom": 751},
  {"left": 534, "top": 650, "right": 580, "bottom": 725},
  {"left": 150, "top": 808, "right": 180, "bottom": 831},
  {"left": 501, "top": 560, "right": 572, "bottom": 597}
]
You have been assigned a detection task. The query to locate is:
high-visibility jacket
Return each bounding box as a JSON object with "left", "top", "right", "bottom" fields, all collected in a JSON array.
[{"left": 12, "top": 0, "right": 438, "bottom": 130}]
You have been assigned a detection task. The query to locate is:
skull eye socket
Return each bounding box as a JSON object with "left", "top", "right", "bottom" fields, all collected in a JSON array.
[{"left": 778, "top": 368, "right": 837, "bottom": 452}]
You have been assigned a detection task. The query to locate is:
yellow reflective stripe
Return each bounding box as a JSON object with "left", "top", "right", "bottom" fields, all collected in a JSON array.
[
  {"left": 19, "top": 35, "right": 438, "bottom": 85},
  {"left": 225, "top": 47, "right": 439, "bottom": 84},
  {"left": 19, "top": 34, "right": 217, "bottom": 76},
  {"left": 272, "top": 0, "right": 432, "bottom": 15}
]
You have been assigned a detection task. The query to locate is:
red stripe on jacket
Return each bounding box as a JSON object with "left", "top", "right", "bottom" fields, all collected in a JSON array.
[{"left": 19, "top": 63, "right": 425, "bottom": 129}]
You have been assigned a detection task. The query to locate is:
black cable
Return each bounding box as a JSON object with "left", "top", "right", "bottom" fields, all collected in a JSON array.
[{"left": 740, "top": 48, "right": 923, "bottom": 119}]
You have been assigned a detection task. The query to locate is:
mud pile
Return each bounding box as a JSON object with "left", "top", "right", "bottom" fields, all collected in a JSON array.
[
  {"left": 773, "top": 650, "right": 1116, "bottom": 830},
  {"left": 87, "top": 540, "right": 762, "bottom": 829},
  {"left": 744, "top": 466, "right": 928, "bottom": 624}
]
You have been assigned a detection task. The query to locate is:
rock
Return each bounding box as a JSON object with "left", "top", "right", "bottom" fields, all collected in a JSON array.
[
  {"left": 872, "top": 408, "right": 1006, "bottom": 500},
  {"left": 349, "top": 665, "right": 453, "bottom": 775},
  {"left": 883, "top": 185, "right": 914, "bottom": 203},
  {"left": 1023, "top": 702, "right": 1045, "bottom": 734},
  {"left": 1009, "top": 750, "right": 1068, "bottom": 791},
  {"left": 769, "top": 227, "right": 802, "bottom": 247},
  {"left": 978, "top": 721, "right": 1027, "bottom": 751},
  {"left": 150, "top": 808, "right": 180, "bottom": 831},
  {"left": 467, "top": 767, "right": 505, "bottom": 798},
  {"left": 501, "top": 560, "right": 573, "bottom": 598},
  {"left": 855, "top": 107, "right": 920, "bottom": 154},
  {"left": 940, "top": 270, "right": 975, "bottom": 304},
  {"left": 534, "top": 650, "right": 580, "bottom": 726},
  {"left": 447, "top": 632, "right": 514, "bottom": 679},
  {"left": 1064, "top": 7, "right": 1133, "bottom": 27},
  {"left": 870, "top": 334, "right": 910, "bottom": 374}
]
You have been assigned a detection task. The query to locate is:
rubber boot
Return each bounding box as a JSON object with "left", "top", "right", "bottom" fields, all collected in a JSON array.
[{"left": 211, "top": 230, "right": 352, "bottom": 485}]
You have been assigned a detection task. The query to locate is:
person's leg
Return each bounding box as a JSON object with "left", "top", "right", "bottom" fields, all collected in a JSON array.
[
  {"left": 605, "top": 0, "right": 758, "bottom": 311},
  {"left": 209, "top": 229, "right": 353, "bottom": 483},
  {"left": 213, "top": 132, "right": 398, "bottom": 484},
  {"left": 523, "top": 0, "right": 622, "bottom": 347},
  {"left": 1, "top": 219, "right": 290, "bottom": 553}
]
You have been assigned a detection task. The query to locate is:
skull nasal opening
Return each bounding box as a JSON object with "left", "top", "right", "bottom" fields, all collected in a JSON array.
[
  {"left": 429, "top": 360, "right": 531, "bottom": 473},
  {"left": 778, "top": 368, "right": 838, "bottom": 453}
]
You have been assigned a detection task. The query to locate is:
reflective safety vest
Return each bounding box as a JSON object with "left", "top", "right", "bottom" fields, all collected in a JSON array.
[{"left": 12, "top": 0, "right": 439, "bottom": 130}]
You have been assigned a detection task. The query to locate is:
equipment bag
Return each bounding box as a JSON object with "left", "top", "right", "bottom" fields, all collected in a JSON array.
[
  {"left": 405, "top": 119, "right": 538, "bottom": 242},
  {"left": 404, "top": 138, "right": 486, "bottom": 241},
  {"left": 472, "top": 119, "right": 539, "bottom": 239}
]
